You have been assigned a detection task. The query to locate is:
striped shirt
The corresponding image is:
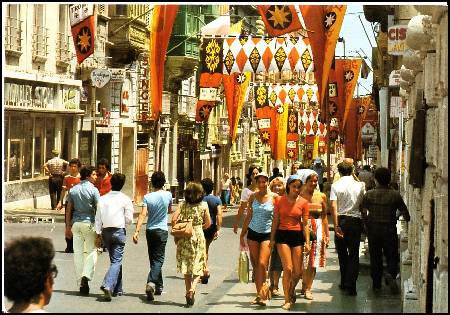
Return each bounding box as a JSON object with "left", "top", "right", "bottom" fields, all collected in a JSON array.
[
  {"left": 248, "top": 195, "right": 274, "bottom": 234},
  {"left": 47, "top": 157, "right": 67, "bottom": 175}
]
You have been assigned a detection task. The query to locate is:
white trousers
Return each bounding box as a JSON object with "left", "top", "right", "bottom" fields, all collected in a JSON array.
[{"left": 72, "top": 222, "right": 98, "bottom": 286}]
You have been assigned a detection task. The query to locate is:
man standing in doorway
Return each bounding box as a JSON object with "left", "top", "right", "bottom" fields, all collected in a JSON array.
[
  {"left": 95, "top": 158, "right": 112, "bottom": 196},
  {"left": 43, "top": 149, "right": 69, "bottom": 210},
  {"left": 330, "top": 161, "right": 365, "bottom": 296}
]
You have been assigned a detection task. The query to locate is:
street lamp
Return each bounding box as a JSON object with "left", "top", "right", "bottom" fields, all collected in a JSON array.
[{"left": 338, "top": 37, "right": 346, "bottom": 59}]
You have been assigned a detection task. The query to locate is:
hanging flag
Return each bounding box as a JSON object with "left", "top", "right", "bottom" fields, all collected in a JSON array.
[
  {"left": 255, "top": 85, "right": 276, "bottom": 148},
  {"left": 328, "top": 58, "right": 345, "bottom": 127},
  {"left": 149, "top": 5, "right": 179, "bottom": 121},
  {"left": 253, "top": 83, "right": 319, "bottom": 108},
  {"left": 340, "top": 58, "right": 363, "bottom": 129},
  {"left": 69, "top": 4, "right": 95, "bottom": 64},
  {"left": 286, "top": 107, "right": 299, "bottom": 160},
  {"left": 343, "top": 97, "right": 360, "bottom": 161},
  {"left": 299, "top": 5, "right": 347, "bottom": 122},
  {"left": 195, "top": 37, "right": 224, "bottom": 122},
  {"left": 299, "top": 110, "right": 327, "bottom": 137},
  {"left": 223, "top": 72, "right": 251, "bottom": 143},
  {"left": 304, "top": 135, "right": 315, "bottom": 161},
  {"left": 222, "top": 35, "right": 313, "bottom": 74},
  {"left": 360, "top": 59, "right": 371, "bottom": 79},
  {"left": 273, "top": 103, "right": 289, "bottom": 160},
  {"left": 257, "top": 5, "right": 303, "bottom": 36}
]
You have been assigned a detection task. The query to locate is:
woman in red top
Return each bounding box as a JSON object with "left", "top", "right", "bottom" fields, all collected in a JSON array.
[{"left": 270, "top": 174, "right": 310, "bottom": 310}]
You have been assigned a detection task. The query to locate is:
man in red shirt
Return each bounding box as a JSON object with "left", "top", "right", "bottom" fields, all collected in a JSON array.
[{"left": 95, "top": 158, "right": 112, "bottom": 196}]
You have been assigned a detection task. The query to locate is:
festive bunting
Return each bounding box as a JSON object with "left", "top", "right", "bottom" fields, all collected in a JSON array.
[
  {"left": 222, "top": 35, "right": 313, "bottom": 74},
  {"left": 338, "top": 58, "right": 363, "bottom": 130},
  {"left": 286, "top": 107, "right": 299, "bottom": 160},
  {"left": 299, "top": 110, "right": 327, "bottom": 136},
  {"left": 253, "top": 83, "right": 319, "bottom": 108},
  {"left": 149, "top": 5, "right": 179, "bottom": 120},
  {"left": 257, "top": 5, "right": 303, "bottom": 37},
  {"left": 299, "top": 5, "right": 346, "bottom": 122},
  {"left": 273, "top": 103, "right": 289, "bottom": 160},
  {"left": 70, "top": 4, "right": 95, "bottom": 64},
  {"left": 223, "top": 72, "right": 251, "bottom": 143}
]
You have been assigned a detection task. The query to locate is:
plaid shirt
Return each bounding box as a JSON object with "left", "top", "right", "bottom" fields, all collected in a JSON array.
[{"left": 361, "top": 186, "right": 410, "bottom": 226}]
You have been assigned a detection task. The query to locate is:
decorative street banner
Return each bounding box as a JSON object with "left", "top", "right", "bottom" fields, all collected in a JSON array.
[
  {"left": 257, "top": 5, "right": 303, "bottom": 37},
  {"left": 337, "top": 58, "right": 363, "bottom": 130},
  {"left": 344, "top": 97, "right": 361, "bottom": 161},
  {"left": 299, "top": 110, "right": 327, "bottom": 136},
  {"left": 253, "top": 83, "right": 319, "bottom": 107},
  {"left": 328, "top": 58, "right": 345, "bottom": 128},
  {"left": 223, "top": 72, "right": 251, "bottom": 143},
  {"left": 273, "top": 103, "right": 289, "bottom": 160},
  {"left": 149, "top": 4, "right": 179, "bottom": 121},
  {"left": 222, "top": 35, "right": 313, "bottom": 74},
  {"left": 69, "top": 4, "right": 95, "bottom": 64},
  {"left": 299, "top": 5, "right": 346, "bottom": 123},
  {"left": 286, "top": 108, "right": 300, "bottom": 160}
]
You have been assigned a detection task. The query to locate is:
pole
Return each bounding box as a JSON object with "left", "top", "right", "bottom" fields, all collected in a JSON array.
[{"left": 326, "top": 80, "right": 331, "bottom": 182}]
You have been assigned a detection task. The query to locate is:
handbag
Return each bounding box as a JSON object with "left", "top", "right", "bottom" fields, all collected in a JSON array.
[
  {"left": 171, "top": 203, "right": 193, "bottom": 239},
  {"left": 238, "top": 250, "right": 249, "bottom": 283}
]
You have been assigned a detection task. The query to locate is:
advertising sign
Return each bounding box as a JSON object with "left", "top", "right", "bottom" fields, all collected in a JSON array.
[
  {"left": 69, "top": 4, "right": 94, "bottom": 27},
  {"left": 91, "top": 69, "right": 111, "bottom": 88},
  {"left": 388, "top": 25, "right": 408, "bottom": 55}
]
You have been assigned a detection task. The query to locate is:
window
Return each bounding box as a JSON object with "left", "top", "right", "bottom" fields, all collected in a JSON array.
[
  {"left": 4, "top": 116, "right": 9, "bottom": 182},
  {"left": 45, "top": 117, "right": 55, "bottom": 162},
  {"left": 110, "top": 82, "right": 122, "bottom": 112},
  {"left": 22, "top": 117, "right": 33, "bottom": 179},
  {"left": 9, "top": 116, "right": 23, "bottom": 181},
  {"left": 116, "top": 5, "right": 126, "bottom": 16},
  {"left": 34, "top": 117, "right": 44, "bottom": 177}
]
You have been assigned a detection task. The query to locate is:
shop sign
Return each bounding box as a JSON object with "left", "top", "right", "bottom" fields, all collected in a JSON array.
[
  {"left": 387, "top": 25, "right": 408, "bottom": 55},
  {"left": 367, "top": 144, "right": 378, "bottom": 158},
  {"left": 96, "top": 108, "right": 110, "bottom": 127},
  {"left": 63, "top": 88, "right": 80, "bottom": 110},
  {"left": 4, "top": 83, "right": 54, "bottom": 109},
  {"left": 287, "top": 141, "right": 296, "bottom": 149},
  {"left": 110, "top": 68, "right": 125, "bottom": 82},
  {"left": 199, "top": 88, "right": 218, "bottom": 102},
  {"left": 120, "top": 80, "right": 130, "bottom": 117},
  {"left": 137, "top": 53, "right": 150, "bottom": 121},
  {"left": 69, "top": 4, "right": 94, "bottom": 27},
  {"left": 389, "top": 70, "right": 401, "bottom": 87},
  {"left": 91, "top": 69, "right": 111, "bottom": 88}
]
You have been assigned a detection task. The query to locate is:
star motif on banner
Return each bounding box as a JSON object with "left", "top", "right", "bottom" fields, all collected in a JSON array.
[
  {"left": 344, "top": 70, "right": 355, "bottom": 82},
  {"left": 287, "top": 150, "right": 295, "bottom": 158},
  {"left": 77, "top": 26, "right": 92, "bottom": 53},
  {"left": 266, "top": 5, "right": 293, "bottom": 30},
  {"left": 199, "top": 104, "right": 212, "bottom": 120},
  {"left": 329, "top": 101, "right": 338, "bottom": 116},
  {"left": 261, "top": 131, "right": 270, "bottom": 142},
  {"left": 236, "top": 73, "right": 247, "bottom": 84},
  {"left": 358, "top": 105, "right": 365, "bottom": 114},
  {"left": 276, "top": 105, "right": 284, "bottom": 114},
  {"left": 323, "top": 11, "right": 337, "bottom": 29}
]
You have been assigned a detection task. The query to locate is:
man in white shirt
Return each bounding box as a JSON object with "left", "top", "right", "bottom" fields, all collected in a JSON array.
[
  {"left": 330, "top": 161, "right": 365, "bottom": 296},
  {"left": 95, "top": 173, "right": 134, "bottom": 301}
]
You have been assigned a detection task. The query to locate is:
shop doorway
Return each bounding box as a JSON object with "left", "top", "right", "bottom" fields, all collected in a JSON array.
[{"left": 96, "top": 133, "right": 112, "bottom": 165}]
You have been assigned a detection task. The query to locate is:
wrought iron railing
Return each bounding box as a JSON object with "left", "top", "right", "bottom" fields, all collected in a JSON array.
[
  {"left": 5, "top": 16, "right": 23, "bottom": 53},
  {"left": 56, "top": 32, "right": 72, "bottom": 63},
  {"left": 32, "top": 24, "right": 49, "bottom": 59}
]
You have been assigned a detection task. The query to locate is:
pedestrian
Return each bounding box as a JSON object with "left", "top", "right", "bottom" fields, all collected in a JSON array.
[
  {"left": 269, "top": 174, "right": 310, "bottom": 310},
  {"left": 330, "top": 161, "right": 366, "bottom": 296},
  {"left": 230, "top": 176, "right": 238, "bottom": 205},
  {"left": 200, "top": 177, "right": 223, "bottom": 284},
  {"left": 236, "top": 176, "right": 243, "bottom": 202},
  {"left": 269, "top": 167, "right": 282, "bottom": 182},
  {"left": 298, "top": 169, "right": 330, "bottom": 300},
  {"left": 133, "top": 171, "right": 173, "bottom": 301},
  {"left": 5, "top": 236, "right": 57, "bottom": 313},
  {"left": 65, "top": 165, "right": 101, "bottom": 296},
  {"left": 57, "top": 158, "right": 82, "bottom": 253},
  {"left": 43, "top": 149, "right": 69, "bottom": 210},
  {"left": 172, "top": 182, "right": 211, "bottom": 307},
  {"left": 361, "top": 167, "right": 410, "bottom": 293},
  {"left": 358, "top": 165, "right": 376, "bottom": 191},
  {"left": 95, "top": 158, "right": 112, "bottom": 196},
  {"left": 233, "top": 166, "right": 261, "bottom": 282},
  {"left": 332, "top": 157, "right": 356, "bottom": 183},
  {"left": 220, "top": 173, "right": 232, "bottom": 210},
  {"left": 311, "top": 157, "right": 325, "bottom": 192},
  {"left": 240, "top": 171, "right": 278, "bottom": 306},
  {"left": 268, "top": 176, "right": 286, "bottom": 297},
  {"left": 95, "top": 173, "right": 134, "bottom": 301}
]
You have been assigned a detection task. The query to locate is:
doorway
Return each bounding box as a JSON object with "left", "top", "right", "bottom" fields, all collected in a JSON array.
[{"left": 96, "top": 133, "right": 112, "bottom": 164}]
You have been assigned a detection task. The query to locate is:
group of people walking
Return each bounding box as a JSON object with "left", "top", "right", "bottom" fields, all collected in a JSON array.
[{"left": 5, "top": 153, "right": 410, "bottom": 312}]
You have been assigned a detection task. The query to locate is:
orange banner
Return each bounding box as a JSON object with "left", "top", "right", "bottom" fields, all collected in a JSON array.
[
  {"left": 273, "top": 104, "right": 289, "bottom": 160},
  {"left": 340, "top": 58, "right": 363, "bottom": 130},
  {"left": 71, "top": 14, "right": 95, "bottom": 64},
  {"left": 328, "top": 58, "right": 345, "bottom": 126},
  {"left": 300, "top": 5, "right": 346, "bottom": 122},
  {"left": 149, "top": 5, "right": 179, "bottom": 121},
  {"left": 344, "top": 98, "right": 360, "bottom": 161},
  {"left": 223, "top": 72, "right": 251, "bottom": 143},
  {"left": 258, "top": 5, "right": 303, "bottom": 37}
]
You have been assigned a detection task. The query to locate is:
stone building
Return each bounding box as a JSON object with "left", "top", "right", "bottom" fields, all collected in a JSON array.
[{"left": 365, "top": 4, "right": 448, "bottom": 313}]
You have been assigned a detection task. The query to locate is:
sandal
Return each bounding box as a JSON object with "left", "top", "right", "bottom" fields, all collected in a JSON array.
[
  {"left": 251, "top": 296, "right": 260, "bottom": 304},
  {"left": 271, "top": 287, "right": 281, "bottom": 296},
  {"left": 201, "top": 272, "right": 210, "bottom": 284},
  {"left": 304, "top": 290, "right": 313, "bottom": 300},
  {"left": 281, "top": 302, "right": 292, "bottom": 310}
]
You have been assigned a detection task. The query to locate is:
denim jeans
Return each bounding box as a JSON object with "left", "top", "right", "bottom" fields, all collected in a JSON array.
[
  {"left": 101, "top": 228, "right": 126, "bottom": 294},
  {"left": 146, "top": 229, "right": 168, "bottom": 291},
  {"left": 221, "top": 190, "right": 230, "bottom": 205},
  {"left": 334, "top": 215, "right": 363, "bottom": 291},
  {"left": 72, "top": 222, "right": 98, "bottom": 286}
]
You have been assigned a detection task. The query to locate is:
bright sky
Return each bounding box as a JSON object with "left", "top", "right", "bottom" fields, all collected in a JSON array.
[{"left": 336, "top": 4, "right": 376, "bottom": 96}]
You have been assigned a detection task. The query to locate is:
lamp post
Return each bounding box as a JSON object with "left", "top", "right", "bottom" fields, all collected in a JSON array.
[{"left": 338, "top": 37, "right": 346, "bottom": 59}]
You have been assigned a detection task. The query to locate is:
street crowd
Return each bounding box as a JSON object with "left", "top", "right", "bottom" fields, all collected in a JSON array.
[{"left": 4, "top": 152, "right": 410, "bottom": 312}]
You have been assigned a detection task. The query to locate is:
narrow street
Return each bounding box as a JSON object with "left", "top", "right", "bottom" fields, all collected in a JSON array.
[{"left": 4, "top": 208, "right": 401, "bottom": 313}]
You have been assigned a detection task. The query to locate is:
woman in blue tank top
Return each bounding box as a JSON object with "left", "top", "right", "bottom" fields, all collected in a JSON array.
[{"left": 240, "top": 171, "right": 277, "bottom": 306}]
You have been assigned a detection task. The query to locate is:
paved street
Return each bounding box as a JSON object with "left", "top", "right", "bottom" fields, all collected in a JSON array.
[{"left": 3, "top": 208, "right": 402, "bottom": 313}]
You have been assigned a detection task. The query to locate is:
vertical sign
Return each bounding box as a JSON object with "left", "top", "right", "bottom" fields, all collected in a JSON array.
[{"left": 137, "top": 53, "right": 150, "bottom": 122}]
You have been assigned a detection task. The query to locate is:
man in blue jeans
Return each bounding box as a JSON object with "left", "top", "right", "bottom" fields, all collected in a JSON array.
[
  {"left": 95, "top": 173, "right": 134, "bottom": 301},
  {"left": 133, "top": 171, "right": 173, "bottom": 301}
]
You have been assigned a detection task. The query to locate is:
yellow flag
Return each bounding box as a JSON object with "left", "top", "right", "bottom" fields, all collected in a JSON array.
[{"left": 313, "top": 135, "right": 319, "bottom": 159}]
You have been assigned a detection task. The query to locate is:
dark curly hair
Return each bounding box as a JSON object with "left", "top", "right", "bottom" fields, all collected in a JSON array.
[
  {"left": 200, "top": 178, "right": 214, "bottom": 195},
  {"left": 69, "top": 158, "right": 81, "bottom": 168},
  {"left": 184, "top": 181, "right": 205, "bottom": 204},
  {"left": 246, "top": 165, "right": 262, "bottom": 187},
  {"left": 5, "top": 237, "right": 55, "bottom": 303},
  {"left": 151, "top": 171, "right": 166, "bottom": 189}
]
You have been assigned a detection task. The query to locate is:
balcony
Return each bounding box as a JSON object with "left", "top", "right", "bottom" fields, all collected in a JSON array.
[
  {"left": 4, "top": 16, "right": 23, "bottom": 57},
  {"left": 32, "top": 25, "right": 48, "bottom": 63},
  {"left": 56, "top": 33, "right": 73, "bottom": 67},
  {"left": 178, "top": 94, "right": 197, "bottom": 122}
]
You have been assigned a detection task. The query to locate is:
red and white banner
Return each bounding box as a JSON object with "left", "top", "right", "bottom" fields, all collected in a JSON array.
[{"left": 69, "top": 4, "right": 95, "bottom": 64}]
